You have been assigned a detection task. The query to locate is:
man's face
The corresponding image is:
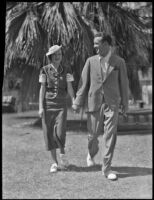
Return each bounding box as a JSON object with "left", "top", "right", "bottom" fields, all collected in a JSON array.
[{"left": 94, "top": 37, "right": 110, "bottom": 57}]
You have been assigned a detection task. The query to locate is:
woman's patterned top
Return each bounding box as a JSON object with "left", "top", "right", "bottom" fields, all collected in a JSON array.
[{"left": 39, "top": 63, "right": 74, "bottom": 108}]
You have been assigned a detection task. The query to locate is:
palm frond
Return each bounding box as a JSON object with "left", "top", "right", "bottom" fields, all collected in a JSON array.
[
  {"left": 40, "top": 2, "right": 80, "bottom": 46},
  {"left": 108, "top": 3, "right": 151, "bottom": 62},
  {"left": 5, "top": 3, "right": 48, "bottom": 70}
]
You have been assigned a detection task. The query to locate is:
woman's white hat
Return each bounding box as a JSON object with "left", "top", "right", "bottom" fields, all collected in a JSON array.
[{"left": 46, "top": 45, "right": 62, "bottom": 56}]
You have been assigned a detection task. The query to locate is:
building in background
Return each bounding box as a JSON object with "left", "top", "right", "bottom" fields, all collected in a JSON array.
[{"left": 138, "top": 67, "right": 152, "bottom": 106}]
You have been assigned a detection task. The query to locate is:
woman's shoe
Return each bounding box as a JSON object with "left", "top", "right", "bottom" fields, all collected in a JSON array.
[
  {"left": 50, "top": 163, "right": 58, "bottom": 173},
  {"left": 87, "top": 153, "right": 95, "bottom": 167}
]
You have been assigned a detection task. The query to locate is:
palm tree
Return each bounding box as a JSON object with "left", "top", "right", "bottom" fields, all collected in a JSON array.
[
  {"left": 5, "top": 2, "right": 94, "bottom": 95},
  {"left": 5, "top": 2, "right": 152, "bottom": 103},
  {"left": 5, "top": 2, "right": 93, "bottom": 67}
]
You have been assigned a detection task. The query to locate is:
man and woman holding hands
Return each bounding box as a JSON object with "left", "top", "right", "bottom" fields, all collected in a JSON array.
[{"left": 39, "top": 32, "right": 129, "bottom": 181}]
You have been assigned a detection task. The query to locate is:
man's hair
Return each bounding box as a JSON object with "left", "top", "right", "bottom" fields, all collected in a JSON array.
[{"left": 94, "top": 32, "right": 112, "bottom": 46}]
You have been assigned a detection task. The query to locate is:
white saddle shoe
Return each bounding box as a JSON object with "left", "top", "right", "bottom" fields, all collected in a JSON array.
[{"left": 102, "top": 171, "right": 118, "bottom": 181}]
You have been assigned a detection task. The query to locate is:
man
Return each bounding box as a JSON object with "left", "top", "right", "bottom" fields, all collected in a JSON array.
[{"left": 72, "top": 33, "right": 129, "bottom": 180}]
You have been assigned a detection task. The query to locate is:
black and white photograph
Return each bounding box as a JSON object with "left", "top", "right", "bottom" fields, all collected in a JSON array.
[{"left": 2, "top": 2, "right": 152, "bottom": 199}]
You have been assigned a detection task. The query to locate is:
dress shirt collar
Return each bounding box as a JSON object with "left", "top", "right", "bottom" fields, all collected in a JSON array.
[{"left": 99, "top": 48, "right": 112, "bottom": 63}]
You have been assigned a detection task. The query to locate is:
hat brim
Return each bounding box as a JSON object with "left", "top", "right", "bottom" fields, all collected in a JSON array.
[{"left": 46, "top": 45, "right": 62, "bottom": 56}]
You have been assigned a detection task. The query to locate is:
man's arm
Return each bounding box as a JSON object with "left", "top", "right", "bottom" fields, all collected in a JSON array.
[
  {"left": 119, "top": 58, "right": 129, "bottom": 113},
  {"left": 73, "top": 58, "right": 90, "bottom": 108}
]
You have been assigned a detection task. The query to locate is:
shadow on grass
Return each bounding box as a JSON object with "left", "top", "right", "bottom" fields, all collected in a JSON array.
[
  {"left": 111, "top": 166, "right": 152, "bottom": 178},
  {"left": 60, "top": 165, "right": 152, "bottom": 178},
  {"left": 59, "top": 164, "right": 102, "bottom": 172}
]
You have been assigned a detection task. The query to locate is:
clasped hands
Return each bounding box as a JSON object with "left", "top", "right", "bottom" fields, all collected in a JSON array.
[
  {"left": 72, "top": 97, "right": 80, "bottom": 113},
  {"left": 72, "top": 104, "right": 80, "bottom": 113},
  {"left": 119, "top": 105, "right": 127, "bottom": 118}
]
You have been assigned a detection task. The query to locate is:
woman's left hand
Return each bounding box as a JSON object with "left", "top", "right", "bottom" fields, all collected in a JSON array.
[{"left": 38, "top": 108, "right": 44, "bottom": 118}]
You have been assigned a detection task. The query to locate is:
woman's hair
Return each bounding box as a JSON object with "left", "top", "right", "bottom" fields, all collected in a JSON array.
[{"left": 48, "top": 54, "right": 53, "bottom": 61}]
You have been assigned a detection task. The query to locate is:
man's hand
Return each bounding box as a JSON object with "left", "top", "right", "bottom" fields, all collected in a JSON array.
[
  {"left": 119, "top": 105, "right": 127, "bottom": 117},
  {"left": 72, "top": 104, "right": 80, "bottom": 113}
]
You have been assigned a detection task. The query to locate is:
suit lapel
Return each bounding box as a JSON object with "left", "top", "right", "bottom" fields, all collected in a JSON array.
[
  {"left": 103, "top": 54, "right": 115, "bottom": 83},
  {"left": 94, "top": 55, "right": 103, "bottom": 81}
]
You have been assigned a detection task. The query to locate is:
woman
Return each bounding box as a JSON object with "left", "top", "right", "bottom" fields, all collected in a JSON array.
[{"left": 39, "top": 45, "right": 75, "bottom": 173}]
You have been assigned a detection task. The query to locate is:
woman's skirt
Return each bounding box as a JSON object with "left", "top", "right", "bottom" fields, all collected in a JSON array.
[{"left": 42, "top": 105, "right": 67, "bottom": 151}]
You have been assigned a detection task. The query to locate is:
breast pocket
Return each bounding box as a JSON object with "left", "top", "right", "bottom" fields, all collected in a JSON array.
[
  {"left": 111, "top": 69, "right": 119, "bottom": 76},
  {"left": 108, "top": 70, "right": 119, "bottom": 83}
]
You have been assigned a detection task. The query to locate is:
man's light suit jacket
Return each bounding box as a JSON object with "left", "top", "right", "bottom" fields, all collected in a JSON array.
[{"left": 74, "top": 53, "right": 129, "bottom": 112}]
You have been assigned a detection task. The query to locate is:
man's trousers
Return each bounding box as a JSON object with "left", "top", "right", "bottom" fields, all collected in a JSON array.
[{"left": 87, "top": 102, "right": 119, "bottom": 173}]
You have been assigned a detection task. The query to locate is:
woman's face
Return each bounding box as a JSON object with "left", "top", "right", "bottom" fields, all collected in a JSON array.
[{"left": 51, "top": 49, "right": 62, "bottom": 64}]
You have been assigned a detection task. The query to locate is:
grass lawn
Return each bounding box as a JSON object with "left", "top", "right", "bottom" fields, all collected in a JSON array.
[{"left": 2, "top": 111, "right": 152, "bottom": 199}]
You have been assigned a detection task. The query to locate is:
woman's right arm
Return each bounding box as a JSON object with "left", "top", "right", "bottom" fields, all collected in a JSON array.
[{"left": 39, "top": 83, "right": 46, "bottom": 118}]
